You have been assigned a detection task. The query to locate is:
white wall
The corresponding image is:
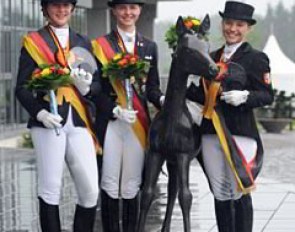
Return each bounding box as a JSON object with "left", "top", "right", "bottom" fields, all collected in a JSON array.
[{"left": 77, "top": 0, "right": 93, "bottom": 8}]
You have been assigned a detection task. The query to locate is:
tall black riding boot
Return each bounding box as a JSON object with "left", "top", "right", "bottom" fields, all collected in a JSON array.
[
  {"left": 73, "top": 204, "right": 97, "bottom": 232},
  {"left": 101, "top": 190, "right": 120, "bottom": 232},
  {"left": 214, "top": 198, "right": 235, "bottom": 232},
  {"left": 234, "top": 194, "right": 253, "bottom": 232},
  {"left": 39, "top": 197, "right": 61, "bottom": 232},
  {"left": 122, "top": 195, "right": 139, "bottom": 232}
]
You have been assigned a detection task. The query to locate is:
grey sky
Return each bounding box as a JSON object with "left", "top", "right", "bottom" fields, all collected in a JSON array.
[{"left": 156, "top": 0, "right": 295, "bottom": 21}]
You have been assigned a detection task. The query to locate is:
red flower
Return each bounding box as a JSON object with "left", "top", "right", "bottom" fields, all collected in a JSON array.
[
  {"left": 57, "top": 69, "right": 65, "bottom": 75},
  {"left": 33, "top": 68, "right": 42, "bottom": 75},
  {"left": 184, "top": 20, "right": 194, "bottom": 29},
  {"left": 130, "top": 57, "right": 137, "bottom": 64},
  {"left": 124, "top": 54, "right": 132, "bottom": 60},
  {"left": 50, "top": 66, "right": 56, "bottom": 72},
  {"left": 118, "top": 58, "right": 128, "bottom": 67},
  {"left": 215, "top": 62, "right": 228, "bottom": 81}
]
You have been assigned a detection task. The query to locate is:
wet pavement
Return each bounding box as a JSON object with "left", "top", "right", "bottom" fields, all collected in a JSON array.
[
  {"left": 0, "top": 147, "right": 76, "bottom": 232},
  {"left": 0, "top": 130, "right": 294, "bottom": 231}
]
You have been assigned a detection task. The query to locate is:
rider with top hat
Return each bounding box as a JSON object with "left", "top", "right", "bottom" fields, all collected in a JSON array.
[{"left": 187, "top": 1, "right": 274, "bottom": 231}]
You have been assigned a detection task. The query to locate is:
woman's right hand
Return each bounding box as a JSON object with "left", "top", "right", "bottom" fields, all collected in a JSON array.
[
  {"left": 112, "top": 106, "right": 137, "bottom": 124},
  {"left": 36, "top": 109, "right": 63, "bottom": 129}
]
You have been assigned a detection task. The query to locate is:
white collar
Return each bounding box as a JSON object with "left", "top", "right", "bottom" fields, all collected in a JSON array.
[
  {"left": 117, "top": 26, "right": 136, "bottom": 43},
  {"left": 49, "top": 25, "right": 69, "bottom": 48},
  {"left": 224, "top": 41, "right": 243, "bottom": 59},
  {"left": 49, "top": 25, "right": 69, "bottom": 36}
]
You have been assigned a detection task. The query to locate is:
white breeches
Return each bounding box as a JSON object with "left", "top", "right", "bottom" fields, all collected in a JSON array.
[
  {"left": 101, "top": 120, "right": 145, "bottom": 199},
  {"left": 31, "top": 108, "right": 99, "bottom": 207},
  {"left": 201, "top": 134, "right": 257, "bottom": 201}
]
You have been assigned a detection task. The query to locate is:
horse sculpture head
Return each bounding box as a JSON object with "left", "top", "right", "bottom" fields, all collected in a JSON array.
[{"left": 174, "top": 15, "right": 219, "bottom": 79}]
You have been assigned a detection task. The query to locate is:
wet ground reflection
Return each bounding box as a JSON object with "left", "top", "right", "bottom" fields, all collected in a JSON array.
[
  {"left": 0, "top": 147, "right": 206, "bottom": 232},
  {"left": 0, "top": 148, "right": 77, "bottom": 231},
  {"left": 2, "top": 129, "right": 295, "bottom": 232}
]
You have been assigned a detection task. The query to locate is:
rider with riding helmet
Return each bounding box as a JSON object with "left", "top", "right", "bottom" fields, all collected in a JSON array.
[
  {"left": 92, "top": 0, "right": 164, "bottom": 231},
  {"left": 15, "top": 0, "right": 100, "bottom": 231}
]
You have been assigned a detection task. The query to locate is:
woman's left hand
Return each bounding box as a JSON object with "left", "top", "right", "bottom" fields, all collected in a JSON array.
[
  {"left": 71, "top": 68, "right": 93, "bottom": 96},
  {"left": 220, "top": 90, "right": 249, "bottom": 106}
]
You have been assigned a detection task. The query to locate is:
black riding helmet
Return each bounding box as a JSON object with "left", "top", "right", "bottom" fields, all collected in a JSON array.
[
  {"left": 108, "top": 0, "right": 145, "bottom": 7},
  {"left": 41, "top": 0, "right": 77, "bottom": 17},
  {"left": 41, "top": 0, "right": 77, "bottom": 7}
]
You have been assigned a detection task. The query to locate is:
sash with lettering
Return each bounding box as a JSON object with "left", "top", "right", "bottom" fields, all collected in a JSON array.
[
  {"left": 23, "top": 30, "right": 102, "bottom": 155},
  {"left": 202, "top": 62, "right": 255, "bottom": 194},
  {"left": 92, "top": 36, "right": 149, "bottom": 149}
]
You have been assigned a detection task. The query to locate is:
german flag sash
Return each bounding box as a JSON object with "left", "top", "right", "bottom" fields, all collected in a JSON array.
[
  {"left": 23, "top": 31, "right": 102, "bottom": 155},
  {"left": 202, "top": 62, "right": 255, "bottom": 194},
  {"left": 92, "top": 36, "right": 149, "bottom": 149}
]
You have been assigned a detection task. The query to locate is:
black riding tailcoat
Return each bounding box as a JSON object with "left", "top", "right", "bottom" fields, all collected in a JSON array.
[
  {"left": 15, "top": 27, "right": 100, "bottom": 129},
  {"left": 92, "top": 30, "right": 163, "bottom": 145},
  {"left": 187, "top": 42, "right": 274, "bottom": 177}
]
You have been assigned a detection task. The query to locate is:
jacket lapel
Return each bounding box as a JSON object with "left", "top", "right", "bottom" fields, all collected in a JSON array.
[
  {"left": 212, "top": 42, "right": 253, "bottom": 63},
  {"left": 136, "top": 32, "right": 146, "bottom": 59},
  {"left": 230, "top": 42, "right": 252, "bottom": 62},
  {"left": 39, "top": 27, "right": 78, "bottom": 55},
  {"left": 38, "top": 27, "right": 58, "bottom": 54},
  {"left": 69, "top": 28, "right": 80, "bottom": 49},
  {"left": 107, "top": 30, "right": 146, "bottom": 57},
  {"left": 212, "top": 46, "right": 224, "bottom": 62},
  {"left": 106, "top": 30, "right": 123, "bottom": 53},
  {"left": 107, "top": 30, "right": 147, "bottom": 58}
]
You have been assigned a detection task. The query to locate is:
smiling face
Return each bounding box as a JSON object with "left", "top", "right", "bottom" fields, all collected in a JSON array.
[
  {"left": 221, "top": 18, "right": 251, "bottom": 45},
  {"left": 112, "top": 4, "right": 142, "bottom": 32},
  {"left": 45, "top": 3, "right": 74, "bottom": 27}
]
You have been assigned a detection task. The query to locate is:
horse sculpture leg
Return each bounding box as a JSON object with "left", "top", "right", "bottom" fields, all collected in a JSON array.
[
  {"left": 137, "top": 151, "right": 165, "bottom": 232},
  {"left": 177, "top": 153, "right": 193, "bottom": 232},
  {"left": 161, "top": 162, "right": 178, "bottom": 232}
]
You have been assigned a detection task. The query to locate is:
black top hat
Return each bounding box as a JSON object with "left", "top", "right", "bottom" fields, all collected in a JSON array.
[
  {"left": 108, "top": 0, "right": 145, "bottom": 7},
  {"left": 219, "top": 1, "right": 256, "bottom": 25}
]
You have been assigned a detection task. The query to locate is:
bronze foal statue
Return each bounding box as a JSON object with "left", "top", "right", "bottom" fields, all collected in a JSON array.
[{"left": 137, "top": 15, "right": 219, "bottom": 232}]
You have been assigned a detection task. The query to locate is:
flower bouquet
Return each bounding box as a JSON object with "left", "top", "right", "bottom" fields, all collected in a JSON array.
[
  {"left": 27, "top": 64, "right": 72, "bottom": 90},
  {"left": 165, "top": 16, "right": 202, "bottom": 50},
  {"left": 102, "top": 53, "right": 150, "bottom": 109},
  {"left": 27, "top": 64, "right": 72, "bottom": 135}
]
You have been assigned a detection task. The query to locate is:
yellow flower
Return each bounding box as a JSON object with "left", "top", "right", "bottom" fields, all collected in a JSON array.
[
  {"left": 113, "top": 53, "right": 122, "bottom": 61},
  {"left": 41, "top": 68, "right": 52, "bottom": 77},
  {"left": 191, "top": 19, "right": 200, "bottom": 26},
  {"left": 63, "top": 67, "right": 70, "bottom": 74}
]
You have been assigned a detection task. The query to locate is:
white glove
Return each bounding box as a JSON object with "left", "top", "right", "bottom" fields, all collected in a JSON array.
[
  {"left": 220, "top": 90, "right": 249, "bottom": 106},
  {"left": 71, "top": 68, "right": 93, "bottom": 96},
  {"left": 186, "top": 100, "right": 203, "bottom": 126},
  {"left": 36, "top": 109, "right": 63, "bottom": 129},
  {"left": 160, "top": 95, "right": 165, "bottom": 106},
  {"left": 113, "top": 105, "right": 138, "bottom": 124}
]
